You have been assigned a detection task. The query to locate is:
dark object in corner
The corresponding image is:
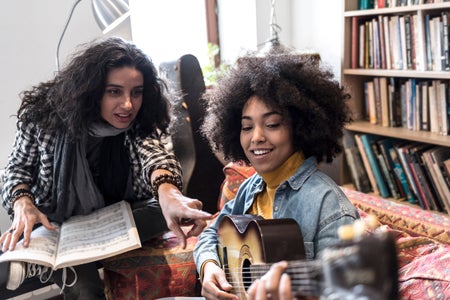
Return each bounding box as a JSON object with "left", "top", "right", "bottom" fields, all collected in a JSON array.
[{"left": 160, "top": 54, "right": 225, "bottom": 214}]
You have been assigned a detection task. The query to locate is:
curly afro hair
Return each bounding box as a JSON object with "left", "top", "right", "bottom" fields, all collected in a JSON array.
[{"left": 201, "top": 51, "right": 352, "bottom": 164}]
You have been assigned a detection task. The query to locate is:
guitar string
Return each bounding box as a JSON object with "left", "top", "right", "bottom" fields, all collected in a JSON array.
[
  {"left": 223, "top": 264, "right": 321, "bottom": 293},
  {"left": 223, "top": 262, "right": 322, "bottom": 278},
  {"left": 224, "top": 280, "right": 319, "bottom": 295}
]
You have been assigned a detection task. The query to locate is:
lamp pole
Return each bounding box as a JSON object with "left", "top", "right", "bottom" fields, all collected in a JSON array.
[{"left": 55, "top": 0, "right": 83, "bottom": 72}]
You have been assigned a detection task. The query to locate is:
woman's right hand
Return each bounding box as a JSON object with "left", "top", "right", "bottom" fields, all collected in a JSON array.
[
  {"left": 201, "top": 261, "right": 239, "bottom": 300},
  {"left": 0, "top": 197, "right": 56, "bottom": 252}
]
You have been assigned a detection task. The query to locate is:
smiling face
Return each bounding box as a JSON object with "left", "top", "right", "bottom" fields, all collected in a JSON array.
[
  {"left": 101, "top": 66, "right": 144, "bottom": 129},
  {"left": 240, "top": 96, "right": 295, "bottom": 174}
]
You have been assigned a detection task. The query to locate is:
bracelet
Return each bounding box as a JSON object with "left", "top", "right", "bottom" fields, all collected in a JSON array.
[
  {"left": 151, "top": 174, "right": 182, "bottom": 201},
  {"left": 8, "top": 188, "right": 35, "bottom": 214}
]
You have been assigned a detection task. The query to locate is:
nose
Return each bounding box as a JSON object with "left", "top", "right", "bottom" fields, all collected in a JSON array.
[
  {"left": 120, "top": 95, "right": 132, "bottom": 110},
  {"left": 251, "top": 126, "right": 266, "bottom": 143}
]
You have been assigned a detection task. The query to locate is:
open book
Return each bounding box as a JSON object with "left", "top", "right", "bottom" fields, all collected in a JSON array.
[{"left": 0, "top": 200, "right": 141, "bottom": 270}]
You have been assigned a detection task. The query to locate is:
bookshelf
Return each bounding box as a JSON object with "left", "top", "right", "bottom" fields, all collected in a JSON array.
[{"left": 341, "top": 0, "right": 450, "bottom": 215}]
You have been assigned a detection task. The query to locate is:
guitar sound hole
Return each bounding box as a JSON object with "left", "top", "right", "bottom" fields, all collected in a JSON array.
[{"left": 242, "top": 259, "right": 252, "bottom": 290}]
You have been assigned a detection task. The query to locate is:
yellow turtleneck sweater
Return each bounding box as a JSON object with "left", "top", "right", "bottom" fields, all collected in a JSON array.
[{"left": 247, "top": 151, "right": 305, "bottom": 219}]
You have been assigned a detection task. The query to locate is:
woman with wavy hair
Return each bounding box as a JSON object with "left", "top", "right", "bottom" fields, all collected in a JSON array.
[{"left": 0, "top": 37, "right": 210, "bottom": 299}]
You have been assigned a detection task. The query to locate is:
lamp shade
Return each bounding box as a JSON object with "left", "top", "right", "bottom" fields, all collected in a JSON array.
[{"left": 92, "top": 0, "right": 130, "bottom": 34}]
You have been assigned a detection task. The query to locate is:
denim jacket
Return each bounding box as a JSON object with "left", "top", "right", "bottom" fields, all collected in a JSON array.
[{"left": 193, "top": 156, "right": 360, "bottom": 274}]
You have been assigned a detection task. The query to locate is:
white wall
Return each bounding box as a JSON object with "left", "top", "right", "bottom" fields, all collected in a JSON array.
[{"left": 290, "top": 0, "right": 343, "bottom": 79}]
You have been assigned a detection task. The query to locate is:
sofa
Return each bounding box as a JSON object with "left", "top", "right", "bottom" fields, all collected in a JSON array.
[{"left": 102, "top": 161, "right": 450, "bottom": 299}]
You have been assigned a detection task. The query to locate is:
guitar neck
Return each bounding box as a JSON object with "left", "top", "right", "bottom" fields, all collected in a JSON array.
[{"left": 250, "top": 260, "right": 323, "bottom": 297}]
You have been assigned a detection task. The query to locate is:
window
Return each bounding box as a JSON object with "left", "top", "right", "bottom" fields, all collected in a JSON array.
[{"left": 129, "top": 0, "right": 216, "bottom": 67}]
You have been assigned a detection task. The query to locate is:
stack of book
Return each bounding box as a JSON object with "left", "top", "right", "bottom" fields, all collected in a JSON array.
[
  {"left": 351, "top": 10, "right": 450, "bottom": 72},
  {"left": 343, "top": 131, "right": 450, "bottom": 213},
  {"left": 362, "top": 77, "right": 449, "bottom": 136}
]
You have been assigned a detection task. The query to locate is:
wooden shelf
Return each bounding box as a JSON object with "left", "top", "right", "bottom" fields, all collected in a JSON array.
[
  {"left": 343, "top": 68, "right": 450, "bottom": 79},
  {"left": 341, "top": 0, "right": 450, "bottom": 216},
  {"left": 347, "top": 121, "right": 450, "bottom": 147},
  {"left": 344, "top": 2, "right": 450, "bottom": 17}
]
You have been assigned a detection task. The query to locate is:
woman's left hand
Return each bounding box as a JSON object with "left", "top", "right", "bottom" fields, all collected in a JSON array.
[
  {"left": 247, "top": 261, "right": 293, "bottom": 300},
  {"left": 157, "top": 183, "right": 212, "bottom": 248}
]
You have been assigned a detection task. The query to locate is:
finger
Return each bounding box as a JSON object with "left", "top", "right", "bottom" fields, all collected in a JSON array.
[
  {"left": 1, "top": 232, "right": 12, "bottom": 252},
  {"left": 183, "top": 207, "right": 212, "bottom": 220},
  {"left": 186, "top": 219, "right": 207, "bottom": 237},
  {"left": 169, "top": 224, "right": 187, "bottom": 249},
  {"left": 255, "top": 279, "right": 268, "bottom": 300},
  {"left": 22, "top": 223, "right": 34, "bottom": 248},
  {"left": 0, "top": 232, "right": 6, "bottom": 245},
  {"left": 217, "top": 276, "right": 233, "bottom": 292},
  {"left": 9, "top": 234, "right": 20, "bottom": 251},
  {"left": 247, "top": 278, "right": 261, "bottom": 299},
  {"left": 40, "top": 215, "right": 57, "bottom": 230},
  {"left": 263, "top": 261, "right": 288, "bottom": 291},
  {"left": 191, "top": 199, "right": 203, "bottom": 210},
  {"left": 279, "top": 273, "right": 292, "bottom": 300}
]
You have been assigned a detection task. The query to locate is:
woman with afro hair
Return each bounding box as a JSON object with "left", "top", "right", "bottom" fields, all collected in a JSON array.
[{"left": 193, "top": 51, "right": 360, "bottom": 300}]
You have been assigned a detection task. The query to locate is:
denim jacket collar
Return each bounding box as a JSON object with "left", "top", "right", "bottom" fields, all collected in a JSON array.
[{"left": 251, "top": 156, "right": 318, "bottom": 193}]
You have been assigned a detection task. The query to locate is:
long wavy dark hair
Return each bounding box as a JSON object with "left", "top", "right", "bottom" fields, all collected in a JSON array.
[
  {"left": 17, "top": 37, "right": 171, "bottom": 139},
  {"left": 201, "top": 51, "right": 352, "bottom": 164}
]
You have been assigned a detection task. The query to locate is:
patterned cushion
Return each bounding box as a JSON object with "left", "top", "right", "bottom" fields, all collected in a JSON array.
[
  {"left": 102, "top": 231, "right": 200, "bottom": 300},
  {"left": 341, "top": 187, "right": 450, "bottom": 244},
  {"left": 391, "top": 228, "right": 450, "bottom": 299},
  {"left": 218, "top": 161, "right": 256, "bottom": 210}
]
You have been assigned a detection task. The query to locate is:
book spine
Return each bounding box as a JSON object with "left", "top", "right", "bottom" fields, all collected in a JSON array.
[
  {"left": 355, "top": 134, "right": 379, "bottom": 195},
  {"left": 404, "top": 14, "right": 413, "bottom": 69},
  {"left": 378, "top": 15, "right": 387, "bottom": 69},
  {"left": 407, "top": 150, "right": 431, "bottom": 210},
  {"left": 425, "top": 14, "right": 432, "bottom": 71},
  {"left": 374, "top": 144, "right": 399, "bottom": 199},
  {"left": 383, "top": 15, "right": 392, "bottom": 70},
  {"left": 378, "top": 139, "right": 406, "bottom": 199},
  {"left": 374, "top": 77, "right": 382, "bottom": 124},
  {"left": 359, "top": 23, "right": 366, "bottom": 68},
  {"left": 395, "top": 145, "right": 421, "bottom": 206},
  {"left": 352, "top": 16, "right": 359, "bottom": 69},
  {"left": 421, "top": 151, "right": 448, "bottom": 212},
  {"left": 343, "top": 131, "right": 372, "bottom": 193},
  {"left": 389, "top": 146, "right": 415, "bottom": 203},
  {"left": 413, "top": 13, "right": 426, "bottom": 71},
  {"left": 442, "top": 11, "right": 450, "bottom": 70},
  {"left": 360, "top": 134, "right": 390, "bottom": 197},
  {"left": 379, "top": 77, "right": 390, "bottom": 127}
]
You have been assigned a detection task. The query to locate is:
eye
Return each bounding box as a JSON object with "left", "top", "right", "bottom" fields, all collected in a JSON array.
[
  {"left": 266, "top": 122, "right": 280, "bottom": 129},
  {"left": 105, "top": 88, "right": 122, "bottom": 97},
  {"left": 131, "top": 88, "right": 144, "bottom": 98},
  {"left": 241, "top": 123, "right": 253, "bottom": 132}
]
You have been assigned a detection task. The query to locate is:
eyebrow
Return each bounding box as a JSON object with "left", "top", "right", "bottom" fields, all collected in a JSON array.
[
  {"left": 241, "top": 111, "right": 282, "bottom": 120},
  {"left": 105, "top": 83, "right": 144, "bottom": 89}
]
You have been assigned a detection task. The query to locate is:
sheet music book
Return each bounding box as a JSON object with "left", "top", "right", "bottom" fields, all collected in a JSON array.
[{"left": 0, "top": 200, "right": 141, "bottom": 270}]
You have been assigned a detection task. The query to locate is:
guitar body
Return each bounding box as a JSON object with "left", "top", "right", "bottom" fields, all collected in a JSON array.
[
  {"left": 218, "top": 215, "right": 399, "bottom": 300},
  {"left": 218, "top": 215, "right": 305, "bottom": 299}
]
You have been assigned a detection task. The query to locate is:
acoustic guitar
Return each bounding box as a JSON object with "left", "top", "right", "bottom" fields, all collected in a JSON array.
[{"left": 218, "top": 214, "right": 398, "bottom": 300}]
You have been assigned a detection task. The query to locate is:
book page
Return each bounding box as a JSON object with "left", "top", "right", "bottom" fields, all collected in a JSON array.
[
  {"left": 54, "top": 200, "right": 141, "bottom": 269},
  {"left": 0, "top": 224, "right": 60, "bottom": 268}
]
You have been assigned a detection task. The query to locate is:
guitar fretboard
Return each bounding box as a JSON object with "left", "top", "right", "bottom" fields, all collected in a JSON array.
[{"left": 225, "top": 260, "right": 323, "bottom": 297}]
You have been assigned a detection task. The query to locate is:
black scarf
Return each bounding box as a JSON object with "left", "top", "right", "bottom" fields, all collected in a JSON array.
[{"left": 49, "top": 123, "right": 130, "bottom": 222}]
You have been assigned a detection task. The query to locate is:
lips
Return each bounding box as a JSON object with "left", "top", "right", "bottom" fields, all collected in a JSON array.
[
  {"left": 252, "top": 149, "right": 272, "bottom": 156},
  {"left": 114, "top": 112, "right": 132, "bottom": 121}
]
